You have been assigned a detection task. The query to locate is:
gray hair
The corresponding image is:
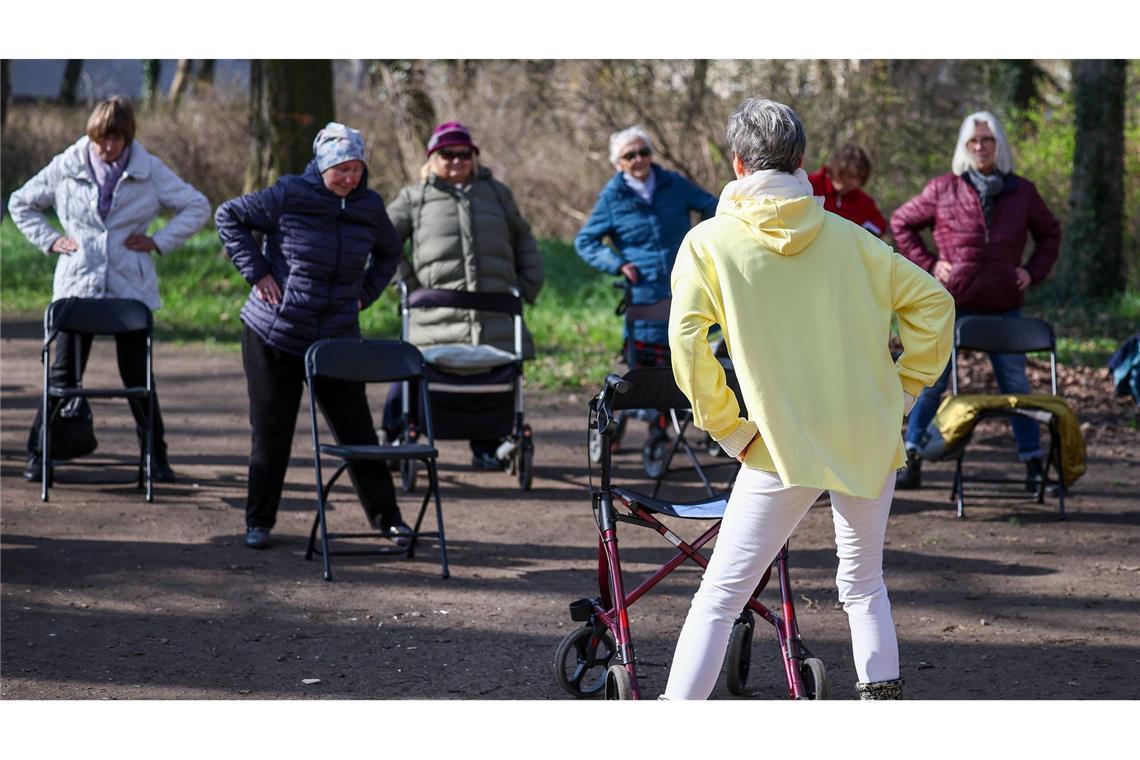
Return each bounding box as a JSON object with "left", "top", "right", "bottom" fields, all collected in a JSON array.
[
  {"left": 951, "top": 111, "right": 1014, "bottom": 175},
  {"left": 726, "top": 98, "right": 806, "bottom": 174},
  {"left": 608, "top": 125, "right": 654, "bottom": 167}
]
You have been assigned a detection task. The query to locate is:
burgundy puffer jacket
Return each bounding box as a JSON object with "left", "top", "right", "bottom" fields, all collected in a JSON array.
[{"left": 890, "top": 173, "right": 1061, "bottom": 313}]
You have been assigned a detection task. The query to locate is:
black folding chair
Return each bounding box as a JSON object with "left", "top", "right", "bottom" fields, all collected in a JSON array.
[
  {"left": 304, "top": 339, "right": 448, "bottom": 581},
  {"left": 949, "top": 315, "right": 1067, "bottom": 519},
  {"left": 39, "top": 297, "right": 156, "bottom": 503}
]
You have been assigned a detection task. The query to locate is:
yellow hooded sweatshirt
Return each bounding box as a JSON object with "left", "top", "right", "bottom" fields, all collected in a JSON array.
[{"left": 669, "top": 169, "right": 955, "bottom": 499}]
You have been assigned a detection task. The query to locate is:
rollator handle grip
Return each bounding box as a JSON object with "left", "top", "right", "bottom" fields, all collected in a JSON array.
[{"left": 603, "top": 373, "right": 631, "bottom": 395}]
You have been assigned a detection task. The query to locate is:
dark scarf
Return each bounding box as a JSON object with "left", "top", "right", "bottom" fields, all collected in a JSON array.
[{"left": 965, "top": 167, "right": 1006, "bottom": 228}]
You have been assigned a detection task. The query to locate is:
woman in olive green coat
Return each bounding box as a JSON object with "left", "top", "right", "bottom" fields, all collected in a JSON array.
[{"left": 387, "top": 122, "right": 544, "bottom": 469}]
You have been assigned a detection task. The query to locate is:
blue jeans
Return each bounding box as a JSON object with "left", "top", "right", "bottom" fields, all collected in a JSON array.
[{"left": 905, "top": 310, "right": 1044, "bottom": 462}]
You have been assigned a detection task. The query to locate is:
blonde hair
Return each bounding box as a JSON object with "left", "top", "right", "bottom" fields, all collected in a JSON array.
[
  {"left": 419, "top": 153, "right": 481, "bottom": 182},
  {"left": 951, "top": 111, "right": 1014, "bottom": 175},
  {"left": 85, "top": 96, "right": 136, "bottom": 144}
]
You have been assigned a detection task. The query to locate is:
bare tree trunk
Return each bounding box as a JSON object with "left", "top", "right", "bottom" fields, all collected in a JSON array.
[
  {"left": 377, "top": 60, "right": 437, "bottom": 182},
  {"left": 195, "top": 60, "right": 216, "bottom": 89},
  {"left": 244, "top": 59, "right": 336, "bottom": 192},
  {"left": 1061, "top": 59, "right": 1127, "bottom": 301},
  {"left": 168, "top": 59, "right": 193, "bottom": 109},
  {"left": 59, "top": 60, "right": 83, "bottom": 106},
  {"left": 142, "top": 60, "right": 162, "bottom": 108},
  {"left": 1, "top": 59, "right": 10, "bottom": 130}
]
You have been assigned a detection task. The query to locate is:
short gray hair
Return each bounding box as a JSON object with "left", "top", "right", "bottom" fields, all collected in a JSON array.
[
  {"left": 608, "top": 125, "right": 654, "bottom": 167},
  {"left": 726, "top": 98, "right": 806, "bottom": 174},
  {"left": 951, "top": 110, "right": 1014, "bottom": 175}
]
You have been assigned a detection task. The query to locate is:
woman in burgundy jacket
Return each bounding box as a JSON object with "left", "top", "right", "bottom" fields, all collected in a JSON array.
[{"left": 890, "top": 110, "right": 1061, "bottom": 489}]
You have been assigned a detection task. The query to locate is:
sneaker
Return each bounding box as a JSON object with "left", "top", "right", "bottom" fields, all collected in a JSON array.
[
  {"left": 896, "top": 450, "right": 922, "bottom": 490},
  {"left": 379, "top": 520, "right": 414, "bottom": 548},
  {"left": 1025, "top": 457, "right": 1045, "bottom": 493},
  {"left": 244, "top": 526, "right": 271, "bottom": 550},
  {"left": 23, "top": 452, "right": 43, "bottom": 482},
  {"left": 471, "top": 452, "right": 505, "bottom": 471}
]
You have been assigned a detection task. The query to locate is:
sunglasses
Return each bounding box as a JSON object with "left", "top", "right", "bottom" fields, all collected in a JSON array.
[
  {"left": 621, "top": 147, "right": 652, "bottom": 162},
  {"left": 439, "top": 149, "right": 474, "bottom": 162}
]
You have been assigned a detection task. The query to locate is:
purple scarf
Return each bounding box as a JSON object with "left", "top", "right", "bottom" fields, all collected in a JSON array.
[{"left": 86, "top": 141, "right": 131, "bottom": 219}]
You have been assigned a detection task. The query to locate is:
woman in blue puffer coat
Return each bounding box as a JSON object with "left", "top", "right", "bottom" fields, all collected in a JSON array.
[
  {"left": 574, "top": 125, "right": 718, "bottom": 349},
  {"left": 215, "top": 123, "right": 410, "bottom": 551}
]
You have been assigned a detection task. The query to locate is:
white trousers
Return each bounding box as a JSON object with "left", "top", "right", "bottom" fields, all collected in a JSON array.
[{"left": 662, "top": 467, "right": 899, "bottom": 699}]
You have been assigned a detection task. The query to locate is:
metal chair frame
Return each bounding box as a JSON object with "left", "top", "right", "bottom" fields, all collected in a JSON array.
[
  {"left": 39, "top": 297, "right": 156, "bottom": 503},
  {"left": 949, "top": 315, "right": 1067, "bottom": 519},
  {"left": 304, "top": 339, "right": 448, "bottom": 580}
]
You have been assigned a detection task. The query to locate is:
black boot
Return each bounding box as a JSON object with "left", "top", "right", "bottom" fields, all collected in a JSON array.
[
  {"left": 23, "top": 451, "right": 43, "bottom": 482},
  {"left": 1025, "top": 456, "right": 1045, "bottom": 493},
  {"left": 855, "top": 678, "right": 904, "bottom": 700},
  {"left": 896, "top": 450, "right": 922, "bottom": 490}
]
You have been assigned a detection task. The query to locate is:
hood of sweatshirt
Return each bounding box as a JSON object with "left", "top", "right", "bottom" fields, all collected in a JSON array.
[{"left": 716, "top": 168, "right": 826, "bottom": 256}]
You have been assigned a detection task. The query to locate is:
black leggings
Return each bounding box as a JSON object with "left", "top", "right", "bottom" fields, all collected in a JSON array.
[{"left": 241, "top": 325, "right": 402, "bottom": 531}]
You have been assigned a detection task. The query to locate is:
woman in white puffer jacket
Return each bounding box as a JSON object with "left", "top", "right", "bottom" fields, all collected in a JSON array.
[{"left": 8, "top": 96, "right": 210, "bottom": 482}]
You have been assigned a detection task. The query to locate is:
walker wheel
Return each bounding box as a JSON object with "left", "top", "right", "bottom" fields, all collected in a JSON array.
[
  {"left": 642, "top": 432, "right": 670, "bottom": 480},
  {"left": 518, "top": 438, "right": 535, "bottom": 491},
  {"left": 725, "top": 613, "right": 755, "bottom": 695},
  {"left": 588, "top": 428, "right": 604, "bottom": 464},
  {"left": 400, "top": 459, "right": 417, "bottom": 493},
  {"left": 553, "top": 625, "right": 615, "bottom": 698},
  {"left": 800, "top": 657, "right": 828, "bottom": 700},
  {"left": 605, "top": 664, "right": 634, "bottom": 701}
]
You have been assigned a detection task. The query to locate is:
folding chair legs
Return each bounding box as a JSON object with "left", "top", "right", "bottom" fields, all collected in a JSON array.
[{"left": 307, "top": 458, "right": 449, "bottom": 581}]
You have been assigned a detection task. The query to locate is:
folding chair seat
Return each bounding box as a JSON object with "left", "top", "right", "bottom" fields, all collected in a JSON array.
[
  {"left": 942, "top": 315, "right": 1073, "bottom": 520},
  {"left": 304, "top": 338, "right": 448, "bottom": 581},
  {"left": 39, "top": 297, "right": 157, "bottom": 503}
]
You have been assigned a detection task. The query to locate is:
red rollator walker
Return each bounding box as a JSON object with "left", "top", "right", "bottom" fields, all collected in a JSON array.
[{"left": 553, "top": 368, "right": 828, "bottom": 700}]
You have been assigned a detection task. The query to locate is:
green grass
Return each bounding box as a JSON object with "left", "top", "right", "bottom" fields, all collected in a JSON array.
[
  {"left": 1, "top": 217, "right": 625, "bottom": 389},
  {"left": 6, "top": 214, "right": 1134, "bottom": 388}
]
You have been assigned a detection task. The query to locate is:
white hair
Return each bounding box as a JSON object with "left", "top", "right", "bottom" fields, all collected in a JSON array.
[
  {"left": 952, "top": 111, "right": 1014, "bottom": 175},
  {"left": 608, "top": 125, "right": 654, "bottom": 167}
]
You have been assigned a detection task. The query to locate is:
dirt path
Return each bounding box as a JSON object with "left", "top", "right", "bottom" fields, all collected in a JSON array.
[{"left": 2, "top": 322, "right": 1138, "bottom": 700}]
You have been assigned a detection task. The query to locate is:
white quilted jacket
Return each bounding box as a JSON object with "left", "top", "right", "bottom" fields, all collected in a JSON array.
[{"left": 7, "top": 137, "right": 210, "bottom": 311}]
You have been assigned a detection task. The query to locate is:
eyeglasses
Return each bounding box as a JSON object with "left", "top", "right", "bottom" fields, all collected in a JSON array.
[
  {"left": 966, "top": 136, "right": 996, "bottom": 148},
  {"left": 439, "top": 149, "right": 474, "bottom": 162},
  {"left": 621, "top": 147, "right": 652, "bottom": 162}
]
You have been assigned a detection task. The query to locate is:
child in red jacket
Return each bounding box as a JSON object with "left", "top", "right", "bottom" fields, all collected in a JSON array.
[{"left": 809, "top": 144, "right": 888, "bottom": 237}]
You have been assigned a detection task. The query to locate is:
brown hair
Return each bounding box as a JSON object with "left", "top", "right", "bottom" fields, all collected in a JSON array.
[
  {"left": 828, "top": 143, "right": 872, "bottom": 184},
  {"left": 85, "top": 96, "right": 136, "bottom": 144}
]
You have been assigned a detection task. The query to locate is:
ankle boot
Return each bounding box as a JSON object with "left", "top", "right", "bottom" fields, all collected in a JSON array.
[
  {"left": 896, "top": 451, "right": 922, "bottom": 490},
  {"left": 855, "top": 678, "right": 904, "bottom": 700}
]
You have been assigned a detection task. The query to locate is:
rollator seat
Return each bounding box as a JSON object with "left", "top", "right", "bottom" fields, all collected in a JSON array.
[
  {"left": 612, "top": 486, "right": 729, "bottom": 520},
  {"left": 318, "top": 442, "right": 438, "bottom": 461}
]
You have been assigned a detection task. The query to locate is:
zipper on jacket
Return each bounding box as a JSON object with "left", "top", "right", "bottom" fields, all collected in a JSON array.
[{"left": 321, "top": 198, "right": 346, "bottom": 339}]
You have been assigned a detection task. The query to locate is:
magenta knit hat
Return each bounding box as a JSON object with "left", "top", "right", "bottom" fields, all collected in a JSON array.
[{"left": 426, "top": 121, "right": 480, "bottom": 157}]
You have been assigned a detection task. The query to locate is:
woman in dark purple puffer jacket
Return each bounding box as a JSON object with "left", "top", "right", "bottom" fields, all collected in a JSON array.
[
  {"left": 216, "top": 123, "right": 411, "bottom": 550},
  {"left": 890, "top": 110, "right": 1062, "bottom": 490}
]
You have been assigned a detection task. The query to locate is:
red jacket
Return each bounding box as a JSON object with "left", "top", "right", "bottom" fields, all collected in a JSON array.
[
  {"left": 808, "top": 166, "right": 888, "bottom": 236},
  {"left": 890, "top": 173, "right": 1061, "bottom": 313}
]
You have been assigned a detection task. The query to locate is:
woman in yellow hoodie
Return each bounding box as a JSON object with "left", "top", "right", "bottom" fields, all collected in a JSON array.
[{"left": 663, "top": 99, "right": 954, "bottom": 700}]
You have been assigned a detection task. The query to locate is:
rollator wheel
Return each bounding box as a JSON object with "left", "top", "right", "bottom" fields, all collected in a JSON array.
[
  {"left": 642, "top": 433, "right": 670, "bottom": 480},
  {"left": 518, "top": 439, "right": 535, "bottom": 491},
  {"left": 553, "top": 626, "right": 616, "bottom": 698},
  {"left": 725, "top": 615, "right": 755, "bottom": 695},
  {"left": 400, "top": 459, "right": 417, "bottom": 493},
  {"left": 604, "top": 664, "right": 634, "bottom": 700},
  {"left": 588, "top": 428, "right": 604, "bottom": 464},
  {"left": 799, "top": 657, "right": 828, "bottom": 700}
]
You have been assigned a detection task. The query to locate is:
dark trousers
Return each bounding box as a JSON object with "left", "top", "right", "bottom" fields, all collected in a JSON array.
[
  {"left": 27, "top": 330, "right": 167, "bottom": 456},
  {"left": 242, "top": 325, "right": 402, "bottom": 530}
]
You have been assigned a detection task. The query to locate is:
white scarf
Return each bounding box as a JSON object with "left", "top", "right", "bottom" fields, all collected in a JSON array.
[
  {"left": 717, "top": 168, "right": 820, "bottom": 213},
  {"left": 622, "top": 167, "right": 656, "bottom": 203}
]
